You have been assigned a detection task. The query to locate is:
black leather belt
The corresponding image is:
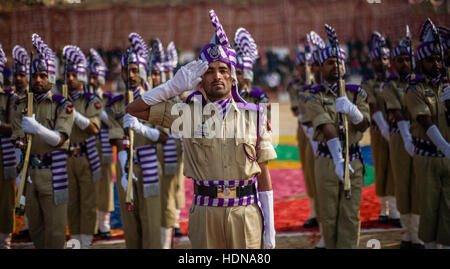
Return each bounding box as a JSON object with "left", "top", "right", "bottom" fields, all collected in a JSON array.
[{"left": 194, "top": 183, "right": 256, "bottom": 199}]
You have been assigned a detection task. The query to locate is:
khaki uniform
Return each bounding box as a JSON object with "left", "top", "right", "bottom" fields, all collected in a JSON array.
[
  {"left": 404, "top": 75, "right": 450, "bottom": 245},
  {"left": 382, "top": 74, "right": 420, "bottom": 214},
  {"left": 361, "top": 76, "right": 395, "bottom": 198},
  {"left": 108, "top": 88, "right": 162, "bottom": 249},
  {"left": 0, "top": 88, "right": 16, "bottom": 235},
  {"left": 11, "top": 92, "right": 74, "bottom": 248},
  {"left": 146, "top": 94, "right": 277, "bottom": 249},
  {"left": 67, "top": 92, "right": 102, "bottom": 237},
  {"left": 305, "top": 83, "right": 370, "bottom": 249},
  {"left": 95, "top": 90, "right": 115, "bottom": 217}
]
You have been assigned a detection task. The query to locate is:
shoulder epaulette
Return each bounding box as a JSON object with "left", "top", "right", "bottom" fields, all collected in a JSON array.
[
  {"left": 288, "top": 78, "right": 300, "bottom": 88},
  {"left": 385, "top": 73, "right": 399, "bottom": 82},
  {"left": 309, "top": 85, "right": 325, "bottom": 94},
  {"left": 345, "top": 84, "right": 361, "bottom": 93},
  {"left": 301, "top": 84, "right": 313, "bottom": 92},
  {"left": 106, "top": 94, "right": 124, "bottom": 107},
  {"left": 409, "top": 74, "right": 425, "bottom": 85},
  {"left": 52, "top": 94, "right": 72, "bottom": 106},
  {"left": 102, "top": 92, "right": 113, "bottom": 99}
]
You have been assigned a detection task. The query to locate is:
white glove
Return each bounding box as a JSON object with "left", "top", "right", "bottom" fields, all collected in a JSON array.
[
  {"left": 306, "top": 127, "right": 318, "bottom": 156},
  {"left": 141, "top": 60, "right": 209, "bottom": 105},
  {"left": 74, "top": 110, "right": 91, "bottom": 130},
  {"left": 15, "top": 171, "right": 31, "bottom": 189},
  {"left": 258, "top": 190, "right": 276, "bottom": 249},
  {"left": 297, "top": 113, "right": 303, "bottom": 123},
  {"left": 372, "top": 111, "right": 390, "bottom": 142},
  {"left": 327, "top": 137, "right": 354, "bottom": 183},
  {"left": 335, "top": 96, "right": 364, "bottom": 125},
  {"left": 123, "top": 113, "right": 160, "bottom": 142},
  {"left": 426, "top": 125, "right": 450, "bottom": 159},
  {"left": 440, "top": 85, "right": 450, "bottom": 102},
  {"left": 15, "top": 148, "right": 22, "bottom": 164},
  {"left": 22, "top": 114, "right": 61, "bottom": 147},
  {"left": 397, "top": 120, "right": 415, "bottom": 157},
  {"left": 101, "top": 111, "right": 111, "bottom": 128},
  {"left": 118, "top": 150, "right": 138, "bottom": 192}
]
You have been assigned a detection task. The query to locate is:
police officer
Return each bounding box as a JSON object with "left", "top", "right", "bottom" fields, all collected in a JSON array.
[
  {"left": 11, "top": 34, "right": 74, "bottom": 249},
  {"left": 88, "top": 48, "right": 114, "bottom": 240},
  {"left": 0, "top": 45, "right": 16, "bottom": 249},
  {"left": 361, "top": 32, "right": 400, "bottom": 226},
  {"left": 304, "top": 25, "right": 370, "bottom": 248},
  {"left": 126, "top": 10, "right": 278, "bottom": 249},
  {"left": 404, "top": 19, "right": 450, "bottom": 249},
  {"left": 382, "top": 37, "right": 424, "bottom": 248},
  {"left": 63, "top": 45, "right": 102, "bottom": 249},
  {"left": 108, "top": 33, "right": 167, "bottom": 249}
]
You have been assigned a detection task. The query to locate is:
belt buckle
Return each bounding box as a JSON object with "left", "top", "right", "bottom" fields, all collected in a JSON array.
[{"left": 217, "top": 186, "right": 237, "bottom": 199}]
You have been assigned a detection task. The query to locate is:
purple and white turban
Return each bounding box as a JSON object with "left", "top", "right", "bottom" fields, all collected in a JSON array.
[
  {"left": 121, "top": 32, "right": 149, "bottom": 82},
  {"left": 234, "top": 27, "right": 258, "bottom": 82},
  {"left": 0, "top": 44, "right": 6, "bottom": 85},
  {"left": 12, "top": 45, "right": 30, "bottom": 78},
  {"left": 438, "top": 26, "right": 450, "bottom": 51},
  {"left": 309, "top": 31, "right": 325, "bottom": 64},
  {"left": 369, "top": 32, "right": 390, "bottom": 61},
  {"left": 150, "top": 38, "right": 165, "bottom": 72},
  {"left": 164, "top": 41, "right": 178, "bottom": 79},
  {"left": 89, "top": 48, "right": 107, "bottom": 85},
  {"left": 32, "top": 34, "right": 57, "bottom": 84},
  {"left": 318, "top": 25, "right": 346, "bottom": 65},
  {"left": 391, "top": 40, "right": 410, "bottom": 60},
  {"left": 198, "top": 10, "right": 243, "bottom": 102},
  {"left": 416, "top": 19, "right": 441, "bottom": 62},
  {"left": 63, "top": 45, "right": 88, "bottom": 84}
]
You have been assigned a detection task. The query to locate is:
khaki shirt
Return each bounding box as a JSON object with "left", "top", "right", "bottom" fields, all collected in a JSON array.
[
  {"left": 305, "top": 83, "right": 370, "bottom": 144},
  {"left": 361, "top": 75, "right": 388, "bottom": 118},
  {"left": 146, "top": 94, "right": 278, "bottom": 181},
  {"left": 0, "top": 88, "right": 14, "bottom": 124},
  {"left": 404, "top": 75, "right": 449, "bottom": 141},
  {"left": 11, "top": 91, "right": 74, "bottom": 154},
  {"left": 382, "top": 73, "right": 411, "bottom": 123},
  {"left": 69, "top": 91, "right": 101, "bottom": 143},
  {"left": 286, "top": 78, "right": 304, "bottom": 114},
  {"left": 299, "top": 84, "right": 315, "bottom": 125}
]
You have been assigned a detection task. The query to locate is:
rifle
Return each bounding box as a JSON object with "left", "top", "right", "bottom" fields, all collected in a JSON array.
[
  {"left": 124, "top": 48, "right": 135, "bottom": 211},
  {"left": 326, "top": 24, "right": 351, "bottom": 199},
  {"left": 305, "top": 34, "right": 312, "bottom": 85},
  {"left": 62, "top": 56, "right": 68, "bottom": 99},
  {"left": 88, "top": 53, "right": 94, "bottom": 94},
  {"left": 406, "top": 25, "right": 416, "bottom": 81},
  {"left": 15, "top": 52, "right": 34, "bottom": 214},
  {"left": 430, "top": 21, "right": 450, "bottom": 126}
]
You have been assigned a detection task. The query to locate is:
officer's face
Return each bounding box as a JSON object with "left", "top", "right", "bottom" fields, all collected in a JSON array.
[
  {"left": 67, "top": 71, "right": 84, "bottom": 92},
  {"left": 14, "top": 72, "right": 28, "bottom": 89},
  {"left": 371, "top": 55, "right": 390, "bottom": 73},
  {"left": 421, "top": 55, "right": 442, "bottom": 78},
  {"left": 312, "top": 62, "right": 321, "bottom": 81},
  {"left": 31, "top": 71, "right": 52, "bottom": 93},
  {"left": 89, "top": 74, "right": 100, "bottom": 90},
  {"left": 295, "top": 63, "right": 306, "bottom": 79},
  {"left": 392, "top": 55, "right": 411, "bottom": 76},
  {"left": 236, "top": 67, "right": 247, "bottom": 90},
  {"left": 121, "top": 63, "right": 142, "bottom": 89},
  {"left": 321, "top": 57, "right": 345, "bottom": 83},
  {"left": 201, "top": 61, "right": 234, "bottom": 101},
  {"left": 151, "top": 70, "right": 162, "bottom": 87}
]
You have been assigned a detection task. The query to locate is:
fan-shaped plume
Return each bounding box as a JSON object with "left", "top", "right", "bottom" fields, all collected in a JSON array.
[
  {"left": 165, "top": 41, "right": 178, "bottom": 70},
  {"left": 324, "top": 24, "right": 338, "bottom": 46},
  {"left": 209, "top": 10, "right": 230, "bottom": 47},
  {"left": 309, "top": 31, "right": 325, "bottom": 49},
  {"left": 371, "top": 31, "right": 387, "bottom": 49},
  {"left": 13, "top": 45, "right": 30, "bottom": 66},
  {"left": 0, "top": 44, "right": 6, "bottom": 66},
  {"left": 150, "top": 38, "right": 164, "bottom": 63},
  {"left": 128, "top": 32, "right": 149, "bottom": 59},
  {"left": 437, "top": 26, "right": 450, "bottom": 40},
  {"left": 32, "top": 33, "right": 55, "bottom": 60},
  {"left": 419, "top": 18, "right": 435, "bottom": 43},
  {"left": 89, "top": 48, "right": 107, "bottom": 70},
  {"left": 63, "top": 45, "right": 87, "bottom": 65},
  {"left": 235, "top": 27, "right": 258, "bottom": 61}
]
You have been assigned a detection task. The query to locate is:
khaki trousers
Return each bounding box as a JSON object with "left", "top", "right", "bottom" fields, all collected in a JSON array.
[
  {"left": 314, "top": 156, "right": 364, "bottom": 249},
  {"left": 413, "top": 155, "right": 450, "bottom": 245},
  {"left": 370, "top": 129, "right": 395, "bottom": 197},
  {"left": 0, "top": 156, "right": 15, "bottom": 233},
  {"left": 95, "top": 162, "right": 115, "bottom": 213},
  {"left": 389, "top": 133, "right": 420, "bottom": 214},
  {"left": 188, "top": 202, "right": 263, "bottom": 249},
  {"left": 116, "top": 161, "right": 162, "bottom": 249},
  {"left": 67, "top": 156, "right": 97, "bottom": 235},
  {"left": 26, "top": 168, "right": 67, "bottom": 249}
]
